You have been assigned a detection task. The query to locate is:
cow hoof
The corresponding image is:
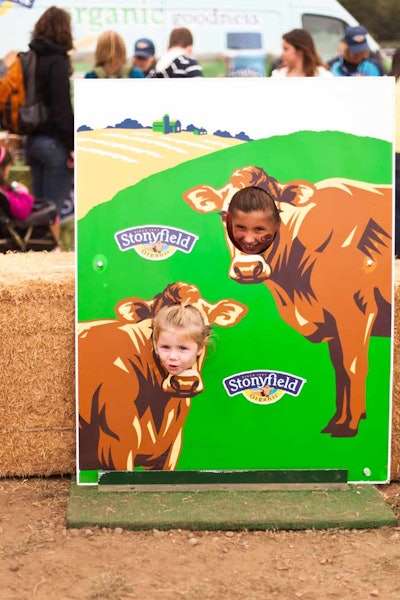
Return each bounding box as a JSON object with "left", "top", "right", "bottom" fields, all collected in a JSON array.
[
  {"left": 321, "top": 422, "right": 359, "bottom": 437},
  {"left": 330, "top": 427, "right": 358, "bottom": 438},
  {"left": 321, "top": 422, "right": 335, "bottom": 434}
]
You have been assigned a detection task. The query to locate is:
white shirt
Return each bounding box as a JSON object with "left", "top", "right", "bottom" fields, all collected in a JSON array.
[
  {"left": 155, "top": 48, "right": 186, "bottom": 71},
  {"left": 271, "top": 66, "right": 333, "bottom": 78}
]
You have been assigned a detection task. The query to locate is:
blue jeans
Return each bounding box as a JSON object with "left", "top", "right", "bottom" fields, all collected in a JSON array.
[{"left": 25, "top": 135, "right": 73, "bottom": 215}]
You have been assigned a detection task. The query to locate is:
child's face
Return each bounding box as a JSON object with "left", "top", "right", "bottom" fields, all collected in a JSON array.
[
  {"left": 155, "top": 328, "right": 201, "bottom": 375},
  {"left": 230, "top": 210, "right": 278, "bottom": 254}
]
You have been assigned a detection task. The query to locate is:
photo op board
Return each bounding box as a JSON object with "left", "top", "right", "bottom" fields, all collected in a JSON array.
[{"left": 75, "top": 77, "right": 394, "bottom": 485}]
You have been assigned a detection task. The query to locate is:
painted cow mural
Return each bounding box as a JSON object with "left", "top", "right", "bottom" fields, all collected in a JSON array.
[
  {"left": 183, "top": 166, "right": 392, "bottom": 438},
  {"left": 78, "top": 282, "right": 247, "bottom": 471}
]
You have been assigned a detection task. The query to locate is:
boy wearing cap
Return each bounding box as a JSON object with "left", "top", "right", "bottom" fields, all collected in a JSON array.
[
  {"left": 330, "top": 26, "right": 382, "bottom": 77},
  {"left": 133, "top": 38, "right": 156, "bottom": 76}
]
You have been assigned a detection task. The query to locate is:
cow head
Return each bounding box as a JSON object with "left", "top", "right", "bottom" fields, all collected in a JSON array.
[
  {"left": 183, "top": 166, "right": 317, "bottom": 284},
  {"left": 84, "top": 282, "right": 248, "bottom": 398}
]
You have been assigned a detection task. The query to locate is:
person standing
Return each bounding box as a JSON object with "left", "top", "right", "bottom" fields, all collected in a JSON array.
[
  {"left": 149, "top": 27, "right": 203, "bottom": 78},
  {"left": 271, "top": 29, "right": 332, "bottom": 78},
  {"left": 330, "top": 26, "right": 382, "bottom": 77},
  {"left": 85, "top": 31, "right": 145, "bottom": 79},
  {"left": 132, "top": 38, "right": 156, "bottom": 77},
  {"left": 24, "top": 6, "right": 74, "bottom": 248}
]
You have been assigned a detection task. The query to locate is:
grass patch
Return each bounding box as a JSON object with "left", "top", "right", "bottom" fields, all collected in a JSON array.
[{"left": 90, "top": 572, "right": 133, "bottom": 600}]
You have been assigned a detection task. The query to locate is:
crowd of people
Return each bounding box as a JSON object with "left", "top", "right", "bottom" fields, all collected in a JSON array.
[
  {"left": 80, "top": 22, "right": 393, "bottom": 81},
  {"left": 0, "top": 5, "right": 399, "bottom": 251},
  {"left": 83, "top": 25, "right": 203, "bottom": 80}
]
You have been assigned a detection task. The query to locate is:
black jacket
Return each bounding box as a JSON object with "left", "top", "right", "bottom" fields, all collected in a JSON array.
[{"left": 29, "top": 36, "right": 74, "bottom": 152}]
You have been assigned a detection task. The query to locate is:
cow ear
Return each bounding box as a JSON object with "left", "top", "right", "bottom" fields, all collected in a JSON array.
[
  {"left": 182, "top": 185, "right": 222, "bottom": 213},
  {"left": 116, "top": 299, "right": 153, "bottom": 322},
  {"left": 207, "top": 300, "right": 248, "bottom": 327},
  {"left": 280, "top": 182, "right": 316, "bottom": 205}
]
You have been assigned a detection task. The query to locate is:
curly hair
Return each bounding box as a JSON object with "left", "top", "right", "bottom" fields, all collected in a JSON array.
[{"left": 32, "top": 6, "right": 73, "bottom": 53}]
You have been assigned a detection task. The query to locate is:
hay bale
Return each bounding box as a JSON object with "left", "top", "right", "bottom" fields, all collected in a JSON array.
[
  {"left": 0, "top": 431, "right": 75, "bottom": 477},
  {"left": 0, "top": 252, "right": 75, "bottom": 476}
]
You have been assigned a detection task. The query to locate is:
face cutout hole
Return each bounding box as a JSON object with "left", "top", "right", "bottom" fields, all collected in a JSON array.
[
  {"left": 225, "top": 186, "right": 281, "bottom": 255},
  {"left": 226, "top": 209, "right": 279, "bottom": 255}
]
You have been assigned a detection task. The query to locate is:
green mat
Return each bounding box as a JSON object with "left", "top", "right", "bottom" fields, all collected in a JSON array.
[{"left": 66, "top": 483, "right": 397, "bottom": 531}]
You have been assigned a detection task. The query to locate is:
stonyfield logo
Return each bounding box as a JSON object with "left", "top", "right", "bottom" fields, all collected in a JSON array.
[
  {"left": 223, "top": 370, "right": 306, "bottom": 406},
  {"left": 114, "top": 225, "right": 198, "bottom": 261}
]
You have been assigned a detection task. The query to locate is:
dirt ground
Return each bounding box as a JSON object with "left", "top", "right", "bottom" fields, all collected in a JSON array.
[{"left": 0, "top": 478, "right": 399, "bottom": 600}]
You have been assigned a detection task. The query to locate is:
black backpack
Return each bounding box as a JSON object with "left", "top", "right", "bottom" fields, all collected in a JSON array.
[{"left": 18, "top": 49, "right": 49, "bottom": 135}]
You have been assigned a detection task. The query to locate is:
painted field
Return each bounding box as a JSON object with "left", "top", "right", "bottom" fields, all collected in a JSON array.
[{"left": 76, "top": 129, "right": 243, "bottom": 219}]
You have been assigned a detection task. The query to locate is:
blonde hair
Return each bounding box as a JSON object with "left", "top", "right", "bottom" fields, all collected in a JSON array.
[
  {"left": 153, "top": 304, "right": 211, "bottom": 349},
  {"left": 95, "top": 30, "right": 127, "bottom": 74}
]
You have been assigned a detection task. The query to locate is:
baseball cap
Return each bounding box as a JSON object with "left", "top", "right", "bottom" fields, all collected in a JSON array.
[
  {"left": 344, "top": 26, "right": 369, "bottom": 54},
  {"left": 134, "top": 38, "right": 155, "bottom": 58}
]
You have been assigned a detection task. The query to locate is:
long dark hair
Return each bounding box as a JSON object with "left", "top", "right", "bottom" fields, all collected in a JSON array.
[
  {"left": 283, "top": 28, "right": 326, "bottom": 77},
  {"left": 32, "top": 6, "right": 73, "bottom": 72}
]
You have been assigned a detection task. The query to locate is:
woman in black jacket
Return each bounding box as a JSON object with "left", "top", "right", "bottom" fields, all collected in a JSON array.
[{"left": 25, "top": 6, "right": 74, "bottom": 248}]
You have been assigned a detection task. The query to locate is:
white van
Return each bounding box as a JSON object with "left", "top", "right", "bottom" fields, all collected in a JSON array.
[{"left": 0, "top": 0, "right": 380, "bottom": 74}]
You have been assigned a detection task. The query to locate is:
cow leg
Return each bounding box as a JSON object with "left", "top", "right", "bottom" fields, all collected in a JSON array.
[
  {"left": 95, "top": 382, "right": 142, "bottom": 470},
  {"left": 163, "top": 429, "right": 183, "bottom": 470},
  {"left": 139, "top": 436, "right": 182, "bottom": 471},
  {"left": 321, "top": 336, "right": 352, "bottom": 436},
  {"left": 322, "top": 314, "right": 371, "bottom": 437},
  {"left": 98, "top": 418, "right": 140, "bottom": 471}
]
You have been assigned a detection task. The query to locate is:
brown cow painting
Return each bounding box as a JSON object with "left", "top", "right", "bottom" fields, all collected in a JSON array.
[
  {"left": 78, "top": 282, "right": 247, "bottom": 471},
  {"left": 183, "top": 166, "right": 392, "bottom": 438}
]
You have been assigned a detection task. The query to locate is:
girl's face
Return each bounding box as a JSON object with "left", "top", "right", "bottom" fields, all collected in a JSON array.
[
  {"left": 281, "top": 40, "right": 301, "bottom": 68},
  {"left": 230, "top": 209, "right": 278, "bottom": 254},
  {"left": 155, "top": 328, "right": 201, "bottom": 375}
]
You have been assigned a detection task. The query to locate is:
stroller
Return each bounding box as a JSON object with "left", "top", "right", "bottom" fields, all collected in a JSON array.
[{"left": 0, "top": 190, "right": 58, "bottom": 252}]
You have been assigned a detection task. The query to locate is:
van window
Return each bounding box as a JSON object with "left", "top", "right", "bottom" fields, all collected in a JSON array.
[{"left": 302, "top": 14, "right": 348, "bottom": 63}]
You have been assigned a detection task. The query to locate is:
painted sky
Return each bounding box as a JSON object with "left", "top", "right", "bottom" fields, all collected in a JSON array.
[{"left": 74, "top": 77, "right": 395, "bottom": 143}]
